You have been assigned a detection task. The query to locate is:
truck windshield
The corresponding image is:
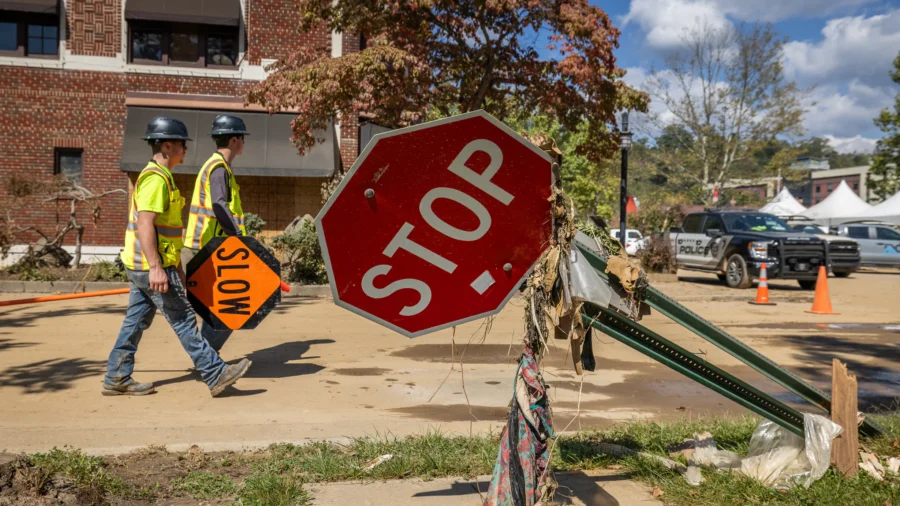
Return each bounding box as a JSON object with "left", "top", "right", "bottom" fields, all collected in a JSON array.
[{"left": 722, "top": 214, "right": 790, "bottom": 232}]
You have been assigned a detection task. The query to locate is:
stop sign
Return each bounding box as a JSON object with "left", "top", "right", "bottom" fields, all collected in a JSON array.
[{"left": 316, "top": 110, "right": 552, "bottom": 337}]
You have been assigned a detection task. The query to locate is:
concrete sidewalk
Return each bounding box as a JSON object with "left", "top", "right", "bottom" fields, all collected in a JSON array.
[{"left": 308, "top": 471, "right": 663, "bottom": 506}]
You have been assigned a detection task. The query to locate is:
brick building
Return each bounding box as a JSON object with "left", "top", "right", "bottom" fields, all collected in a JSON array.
[
  {"left": 808, "top": 166, "right": 872, "bottom": 205},
  {"left": 0, "top": 0, "right": 360, "bottom": 263}
]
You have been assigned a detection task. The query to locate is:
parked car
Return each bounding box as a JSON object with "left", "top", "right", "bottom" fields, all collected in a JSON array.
[
  {"left": 669, "top": 211, "right": 826, "bottom": 289},
  {"left": 790, "top": 224, "right": 861, "bottom": 278},
  {"left": 610, "top": 228, "right": 644, "bottom": 255},
  {"left": 837, "top": 224, "right": 900, "bottom": 268}
]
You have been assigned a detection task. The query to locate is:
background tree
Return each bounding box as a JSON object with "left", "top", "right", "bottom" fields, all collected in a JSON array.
[
  {"left": 797, "top": 137, "right": 870, "bottom": 169},
  {"left": 868, "top": 52, "right": 900, "bottom": 200},
  {"left": 642, "top": 23, "right": 807, "bottom": 204},
  {"left": 1, "top": 175, "right": 124, "bottom": 271},
  {"left": 248, "top": 0, "right": 648, "bottom": 172},
  {"left": 509, "top": 113, "right": 618, "bottom": 220}
]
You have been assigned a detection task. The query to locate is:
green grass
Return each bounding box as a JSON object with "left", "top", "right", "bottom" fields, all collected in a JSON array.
[
  {"left": 13, "top": 412, "right": 900, "bottom": 506},
  {"left": 239, "top": 473, "right": 309, "bottom": 506},
  {"left": 28, "top": 447, "right": 127, "bottom": 496},
  {"left": 171, "top": 471, "right": 237, "bottom": 499},
  {"left": 257, "top": 430, "right": 499, "bottom": 481}
]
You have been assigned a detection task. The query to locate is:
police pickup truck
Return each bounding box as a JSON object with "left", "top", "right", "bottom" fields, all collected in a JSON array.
[{"left": 669, "top": 211, "right": 826, "bottom": 289}]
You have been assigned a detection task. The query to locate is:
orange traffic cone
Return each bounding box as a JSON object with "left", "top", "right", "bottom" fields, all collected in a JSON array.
[
  {"left": 749, "top": 263, "right": 776, "bottom": 305},
  {"left": 805, "top": 266, "right": 839, "bottom": 315}
]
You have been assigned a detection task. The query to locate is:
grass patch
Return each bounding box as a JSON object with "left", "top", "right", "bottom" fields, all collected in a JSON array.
[
  {"left": 257, "top": 431, "right": 499, "bottom": 481},
  {"left": 28, "top": 447, "right": 127, "bottom": 496},
  {"left": 171, "top": 471, "right": 237, "bottom": 499},
  {"left": 239, "top": 473, "right": 309, "bottom": 506},
  {"left": 8, "top": 411, "right": 900, "bottom": 506}
]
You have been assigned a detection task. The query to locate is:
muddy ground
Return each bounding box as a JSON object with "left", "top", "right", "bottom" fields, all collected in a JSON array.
[{"left": 0, "top": 268, "right": 898, "bottom": 454}]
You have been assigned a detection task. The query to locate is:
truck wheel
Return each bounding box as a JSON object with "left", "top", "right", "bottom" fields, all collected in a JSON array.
[
  {"left": 798, "top": 279, "right": 817, "bottom": 290},
  {"left": 833, "top": 271, "right": 851, "bottom": 278},
  {"left": 725, "top": 255, "right": 752, "bottom": 289}
]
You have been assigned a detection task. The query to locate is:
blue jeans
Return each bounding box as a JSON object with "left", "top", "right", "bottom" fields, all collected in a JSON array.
[{"left": 105, "top": 267, "right": 227, "bottom": 389}]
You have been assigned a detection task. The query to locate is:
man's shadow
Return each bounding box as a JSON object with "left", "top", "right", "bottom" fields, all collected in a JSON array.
[
  {"left": 243, "top": 339, "right": 334, "bottom": 379},
  {"left": 154, "top": 339, "right": 333, "bottom": 394}
]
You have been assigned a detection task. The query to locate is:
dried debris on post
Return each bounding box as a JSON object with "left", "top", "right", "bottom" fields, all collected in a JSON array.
[{"left": 484, "top": 135, "right": 583, "bottom": 506}]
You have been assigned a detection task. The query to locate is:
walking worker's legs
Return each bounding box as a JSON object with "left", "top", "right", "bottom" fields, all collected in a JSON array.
[
  {"left": 145, "top": 267, "right": 228, "bottom": 388},
  {"left": 104, "top": 275, "right": 157, "bottom": 394}
]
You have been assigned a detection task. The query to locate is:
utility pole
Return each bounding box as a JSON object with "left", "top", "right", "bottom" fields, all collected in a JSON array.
[{"left": 619, "top": 112, "right": 633, "bottom": 244}]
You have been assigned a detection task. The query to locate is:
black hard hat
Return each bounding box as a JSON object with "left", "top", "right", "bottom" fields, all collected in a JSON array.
[
  {"left": 143, "top": 116, "right": 192, "bottom": 141},
  {"left": 209, "top": 115, "right": 250, "bottom": 136}
]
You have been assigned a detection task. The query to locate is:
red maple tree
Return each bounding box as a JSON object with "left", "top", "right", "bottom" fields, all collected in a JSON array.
[{"left": 247, "top": 0, "right": 648, "bottom": 164}]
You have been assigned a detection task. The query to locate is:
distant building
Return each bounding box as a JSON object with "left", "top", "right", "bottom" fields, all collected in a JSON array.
[{"left": 806, "top": 166, "right": 874, "bottom": 205}]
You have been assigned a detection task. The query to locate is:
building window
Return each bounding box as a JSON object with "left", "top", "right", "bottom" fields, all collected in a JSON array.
[
  {"left": 54, "top": 148, "right": 83, "bottom": 183},
  {"left": 128, "top": 22, "right": 238, "bottom": 68},
  {"left": 853, "top": 181, "right": 859, "bottom": 190},
  {"left": 0, "top": 11, "right": 58, "bottom": 58},
  {"left": 827, "top": 183, "right": 833, "bottom": 191},
  {"left": 815, "top": 185, "right": 820, "bottom": 193}
]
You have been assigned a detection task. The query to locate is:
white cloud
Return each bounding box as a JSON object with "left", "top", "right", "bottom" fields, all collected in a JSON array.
[
  {"left": 803, "top": 80, "right": 892, "bottom": 138},
  {"left": 824, "top": 135, "right": 878, "bottom": 154},
  {"left": 624, "top": 0, "right": 878, "bottom": 49},
  {"left": 624, "top": 0, "right": 729, "bottom": 49},
  {"left": 782, "top": 10, "right": 900, "bottom": 88}
]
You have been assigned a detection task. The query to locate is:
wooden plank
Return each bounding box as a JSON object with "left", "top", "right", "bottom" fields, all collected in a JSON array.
[{"left": 831, "top": 358, "right": 859, "bottom": 477}]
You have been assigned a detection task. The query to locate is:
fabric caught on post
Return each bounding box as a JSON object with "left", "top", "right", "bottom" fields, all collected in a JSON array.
[{"left": 483, "top": 347, "right": 556, "bottom": 506}]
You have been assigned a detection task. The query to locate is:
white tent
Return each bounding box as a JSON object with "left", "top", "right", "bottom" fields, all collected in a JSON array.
[
  {"left": 851, "top": 190, "right": 900, "bottom": 224},
  {"left": 760, "top": 187, "right": 806, "bottom": 217},
  {"left": 799, "top": 180, "right": 874, "bottom": 227}
]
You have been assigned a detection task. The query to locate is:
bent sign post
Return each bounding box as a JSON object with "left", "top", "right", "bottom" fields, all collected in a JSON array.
[
  {"left": 186, "top": 236, "right": 282, "bottom": 330},
  {"left": 316, "top": 110, "right": 553, "bottom": 337}
]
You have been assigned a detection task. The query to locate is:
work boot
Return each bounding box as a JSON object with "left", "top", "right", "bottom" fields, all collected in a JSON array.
[
  {"left": 210, "top": 359, "right": 251, "bottom": 397},
  {"left": 102, "top": 379, "right": 156, "bottom": 396}
]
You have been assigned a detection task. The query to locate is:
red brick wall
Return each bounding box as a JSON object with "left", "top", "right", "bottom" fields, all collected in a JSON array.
[
  {"left": 67, "top": 0, "right": 122, "bottom": 57},
  {"left": 0, "top": 67, "right": 128, "bottom": 247},
  {"left": 126, "top": 74, "right": 253, "bottom": 96},
  {"left": 338, "top": 31, "right": 361, "bottom": 171},
  {"left": 1, "top": 4, "right": 358, "bottom": 249},
  {"left": 733, "top": 185, "right": 767, "bottom": 201},
  {"left": 246, "top": 0, "right": 330, "bottom": 64}
]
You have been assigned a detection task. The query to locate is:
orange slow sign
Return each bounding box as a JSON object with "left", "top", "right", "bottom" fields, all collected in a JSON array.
[{"left": 186, "top": 236, "right": 282, "bottom": 330}]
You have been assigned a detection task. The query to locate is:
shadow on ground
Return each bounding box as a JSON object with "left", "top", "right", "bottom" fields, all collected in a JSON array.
[
  {"left": 0, "top": 357, "right": 104, "bottom": 394},
  {"left": 413, "top": 472, "right": 628, "bottom": 505},
  {"left": 0, "top": 303, "right": 123, "bottom": 328},
  {"left": 244, "top": 339, "right": 334, "bottom": 379},
  {"left": 0, "top": 338, "right": 36, "bottom": 354},
  {"left": 779, "top": 333, "right": 900, "bottom": 410}
]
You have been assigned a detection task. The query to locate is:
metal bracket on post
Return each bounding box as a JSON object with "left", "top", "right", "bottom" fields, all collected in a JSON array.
[{"left": 574, "top": 241, "right": 885, "bottom": 438}]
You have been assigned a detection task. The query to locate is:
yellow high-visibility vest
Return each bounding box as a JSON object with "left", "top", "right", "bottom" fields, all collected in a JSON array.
[
  {"left": 184, "top": 152, "right": 245, "bottom": 250},
  {"left": 120, "top": 162, "right": 185, "bottom": 270}
]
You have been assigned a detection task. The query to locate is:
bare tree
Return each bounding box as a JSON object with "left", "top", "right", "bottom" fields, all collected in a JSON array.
[
  {"left": 643, "top": 22, "right": 807, "bottom": 204},
  {"left": 1, "top": 175, "right": 125, "bottom": 269}
]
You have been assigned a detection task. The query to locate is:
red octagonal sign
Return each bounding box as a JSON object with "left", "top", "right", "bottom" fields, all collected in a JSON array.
[{"left": 316, "top": 111, "right": 552, "bottom": 337}]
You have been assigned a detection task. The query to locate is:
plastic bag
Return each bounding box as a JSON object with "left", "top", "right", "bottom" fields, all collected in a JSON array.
[
  {"left": 682, "top": 414, "right": 843, "bottom": 489},
  {"left": 739, "top": 413, "right": 843, "bottom": 489}
]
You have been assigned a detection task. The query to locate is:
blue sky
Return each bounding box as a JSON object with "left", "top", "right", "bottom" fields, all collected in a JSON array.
[{"left": 584, "top": 0, "right": 900, "bottom": 153}]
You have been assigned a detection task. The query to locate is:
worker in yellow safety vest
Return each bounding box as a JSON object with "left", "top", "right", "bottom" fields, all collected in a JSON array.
[
  {"left": 103, "top": 116, "right": 251, "bottom": 397},
  {"left": 181, "top": 115, "right": 248, "bottom": 354}
]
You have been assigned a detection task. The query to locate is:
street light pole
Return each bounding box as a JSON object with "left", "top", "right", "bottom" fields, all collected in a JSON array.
[{"left": 619, "top": 112, "right": 632, "bottom": 246}]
